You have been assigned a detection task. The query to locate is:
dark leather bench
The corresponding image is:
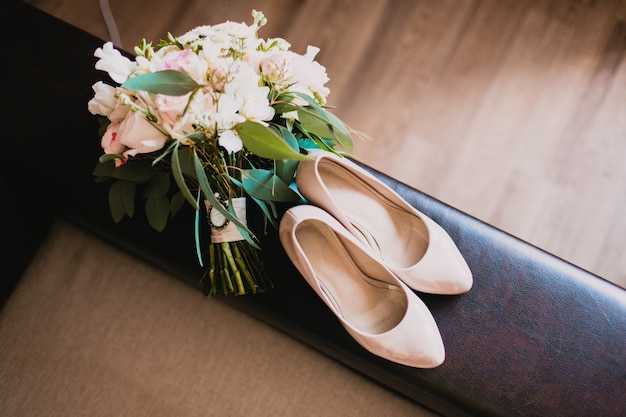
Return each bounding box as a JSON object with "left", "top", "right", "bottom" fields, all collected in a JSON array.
[{"left": 3, "top": 2, "right": 625, "bottom": 416}]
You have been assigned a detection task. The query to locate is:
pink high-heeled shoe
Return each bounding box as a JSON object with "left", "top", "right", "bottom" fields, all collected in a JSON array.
[
  {"left": 279, "top": 204, "right": 445, "bottom": 368},
  {"left": 295, "top": 151, "right": 472, "bottom": 295}
]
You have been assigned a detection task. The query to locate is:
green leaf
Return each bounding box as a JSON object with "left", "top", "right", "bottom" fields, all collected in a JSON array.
[
  {"left": 283, "top": 92, "right": 353, "bottom": 152},
  {"left": 151, "top": 140, "right": 178, "bottom": 166},
  {"left": 324, "top": 110, "right": 354, "bottom": 152},
  {"left": 99, "top": 153, "right": 122, "bottom": 163},
  {"left": 274, "top": 159, "right": 298, "bottom": 187},
  {"left": 274, "top": 125, "right": 299, "bottom": 152},
  {"left": 122, "top": 70, "right": 200, "bottom": 96},
  {"left": 112, "top": 160, "right": 156, "bottom": 182},
  {"left": 272, "top": 101, "right": 298, "bottom": 114},
  {"left": 297, "top": 106, "right": 353, "bottom": 152},
  {"left": 249, "top": 197, "right": 278, "bottom": 229},
  {"left": 234, "top": 122, "right": 309, "bottom": 161},
  {"left": 145, "top": 195, "right": 170, "bottom": 231},
  {"left": 142, "top": 171, "right": 170, "bottom": 198},
  {"left": 240, "top": 169, "right": 300, "bottom": 202},
  {"left": 119, "top": 181, "right": 136, "bottom": 217},
  {"left": 172, "top": 143, "right": 198, "bottom": 210},
  {"left": 108, "top": 182, "right": 124, "bottom": 223},
  {"left": 108, "top": 181, "right": 135, "bottom": 222},
  {"left": 170, "top": 191, "right": 186, "bottom": 216},
  {"left": 93, "top": 159, "right": 115, "bottom": 178},
  {"left": 184, "top": 132, "right": 207, "bottom": 144},
  {"left": 94, "top": 158, "right": 158, "bottom": 183},
  {"left": 194, "top": 191, "right": 204, "bottom": 267},
  {"left": 176, "top": 146, "right": 198, "bottom": 180}
]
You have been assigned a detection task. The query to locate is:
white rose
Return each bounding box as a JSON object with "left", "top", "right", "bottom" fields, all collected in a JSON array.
[
  {"left": 117, "top": 111, "right": 167, "bottom": 157},
  {"left": 94, "top": 42, "right": 136, "bottom": 84}
]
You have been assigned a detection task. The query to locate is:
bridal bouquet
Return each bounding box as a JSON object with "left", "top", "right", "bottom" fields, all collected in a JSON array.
[{"left": 89, "top": 10, "right": 353, "bottom": 296}]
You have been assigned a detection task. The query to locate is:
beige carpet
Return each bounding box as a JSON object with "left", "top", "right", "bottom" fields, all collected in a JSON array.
[{"left": 0, "top": 221, "right": 436, "bottom": 416}]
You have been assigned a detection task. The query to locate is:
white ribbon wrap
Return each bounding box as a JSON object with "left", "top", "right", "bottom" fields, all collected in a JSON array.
[{"left": 204, "top": 197, "right": 247, "bottom": 243}]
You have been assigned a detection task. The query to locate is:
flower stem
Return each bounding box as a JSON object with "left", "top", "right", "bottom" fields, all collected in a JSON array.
[
  {"left": 232, "top": 242, "right": 258, "bottom": 292},
  {"left": 222, "top": 242, "right": 245, "bottom": 295},
  {"left": 220, "top": 249, "right": 234, "bottom": 294}
]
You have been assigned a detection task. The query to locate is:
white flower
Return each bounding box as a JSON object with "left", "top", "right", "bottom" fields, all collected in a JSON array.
[
  {"left": 177, "top": 25, "right": 213, "bottom": 45},
  {"left": 88, "top": 82, "right": 130, "bottom": 122},
  {"left": 218, "top": 129, "right": 242, "bottom": 153},
  {"left": 88, "top": 81, "right": 117, "bottom": 116},
  {"left": 289, "top": 46, "right": 330, "bottom": 104},
  {"left": 259, "top": 50, "right": 294, "bottom": 86},
  {"left": 240, "top": 85, "right": 274, "bottom": 122},
  {"left": 223, "top": 62, "right": 274, "bottom": 123},
  {"left": 94, "top": 42, "right": 136, "bottom": 84},
  {"left": 215, "top": 93, "right": 245, "bottom": 129}
]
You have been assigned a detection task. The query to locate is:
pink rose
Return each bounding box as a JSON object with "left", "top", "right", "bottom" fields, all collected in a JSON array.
[
  {"left": 155, "top": 93, "right": 197, "bottom": 141},
  {"left": 117, "top": 111, "right": 167, "bottom": 157},
  {"left": 155, "top": 93, "right": 189, "bottom": 128},
  {"left": 161, "top": 49, "right": 194, "bottom": 72},
  {"left": 101, "top": 122, "right": 126, "bottom": 155}
]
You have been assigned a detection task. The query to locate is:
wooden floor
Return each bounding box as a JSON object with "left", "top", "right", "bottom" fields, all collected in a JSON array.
[{"left": 26, "top": 0, "right": 626, "bottom": 289}]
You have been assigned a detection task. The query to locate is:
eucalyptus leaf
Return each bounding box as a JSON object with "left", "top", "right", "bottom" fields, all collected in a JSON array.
[
  {"left": 285, "top": 92, "right": 353, "bottom": 151},
  {"left": 122, "top": 70, "right": 200, "bottom": 96},
  {"left": 274, "top": 125, "right": 299, "bottom": 152},
  {"left": 194, "top": 191, "right": 204, "bottom": 267},
  {"left": 172, "top": 144, "right": 198, "bottom": 210},
  {"left": 250, "top": 197, "right": 278, "bottom": 229},
  {"left": 234, "top": 122, "right": 309, "bottom": 161},
  {"left": 145, "top": 195, "right": 170, "bottom": 231},
  {"left": 272, "top": 101, "right": 298, "bottom": 114},
  {"left": 297, "top": 106, "right": 353, "bottom": 151},
  {"left": 274, "top": 159, "right": 299, "bottom": 186},
  {"left": 151, "top": 140, "right": 178, "bottom": 166},
  {"left": 324, "top": 110, "right": 354, "bottom": 152},
  {"left": 240, "top": 169, "right": 300, "bottom": 202},
  {"left": 176, "top": 146, "right": 198, "bottom": 180}
]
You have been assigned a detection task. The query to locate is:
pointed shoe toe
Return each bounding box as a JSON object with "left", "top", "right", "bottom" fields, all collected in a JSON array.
[
  {"left": 396, "top": 215, "right": 474, "bottom": 295},
  {"left": 295, "top": 151, "right": 472, "bottom": 295},
  {"left": 279, "top": 205, "right": 445, "bottom": 368}
]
